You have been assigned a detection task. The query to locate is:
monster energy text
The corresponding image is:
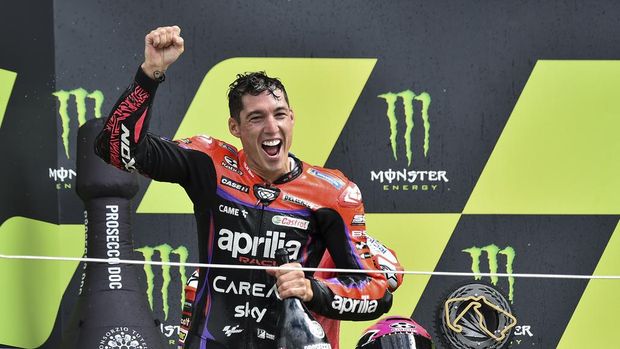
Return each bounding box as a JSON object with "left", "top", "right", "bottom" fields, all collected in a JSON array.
[
  {"left": 53, "top": 88, "right": 104, "bottom": 159},
  {"left": 49, "top": 166, "right": 77, "bottom": 190},
  {"left": 463, "top": 244, "right": 516, "bottom": 302}
]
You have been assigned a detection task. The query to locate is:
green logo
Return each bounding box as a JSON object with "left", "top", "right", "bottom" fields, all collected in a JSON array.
[
  {"left": 135, "top": 244, "right": 189, "bottom": 320},
  {"left": 52, "top": 88, "right": 104, "bottom": 159},
  {"left": 377, "top": 90, "right": 431, "bottom": 166},
  {"left": 462, "top": 244, "right": 516, "bottom": 302}
]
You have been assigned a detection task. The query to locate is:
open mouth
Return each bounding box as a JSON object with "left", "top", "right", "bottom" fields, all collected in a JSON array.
[{"left": 261, "top": 139, "right": 282, "bottom": 157}]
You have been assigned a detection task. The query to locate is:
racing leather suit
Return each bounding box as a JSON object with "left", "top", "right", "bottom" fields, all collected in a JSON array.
[{"left": 95, "top": 68, "right": 400, "bottom": 348}]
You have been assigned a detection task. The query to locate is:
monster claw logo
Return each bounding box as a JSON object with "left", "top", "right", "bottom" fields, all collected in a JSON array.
[
  {"left": 462, "top": 244, "right": 516, "bottom": 302},
  {"left": 377, "top": 90, "right": 431, "bottom": 167},
  {"left": 135, "top": 244, "right": 189, "bottom": 320},
  {"left": 52, "top": 88, "right": 104, "bottom": 159}
]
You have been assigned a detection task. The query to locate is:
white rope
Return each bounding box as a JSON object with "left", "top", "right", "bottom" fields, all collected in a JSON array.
[{"left": 1, "top": 253, "right": 619, "bottom": 280}]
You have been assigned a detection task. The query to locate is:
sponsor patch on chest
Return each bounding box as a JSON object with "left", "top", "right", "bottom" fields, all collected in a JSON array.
[{"left": 272, "top": 215, "right": 309, "bottom": 230}]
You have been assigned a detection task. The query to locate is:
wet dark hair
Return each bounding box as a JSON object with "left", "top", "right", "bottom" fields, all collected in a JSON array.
[{"left": 227, "top": 71, "right": 289, "bottom": 121}]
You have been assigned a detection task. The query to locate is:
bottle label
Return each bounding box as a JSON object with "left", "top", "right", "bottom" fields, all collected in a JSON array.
[{"left": 308, "top": 320, "right": 325, "bottom": 339}]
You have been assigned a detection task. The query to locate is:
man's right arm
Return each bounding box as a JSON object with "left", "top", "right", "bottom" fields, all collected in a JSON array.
[{"left": 95, "top": 26, "right": 210, "bottom": 185}]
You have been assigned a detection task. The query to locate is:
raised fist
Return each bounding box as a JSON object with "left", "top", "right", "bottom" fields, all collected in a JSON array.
[{"left": 141, "top": 25, "right": 185, "bottom": 80}]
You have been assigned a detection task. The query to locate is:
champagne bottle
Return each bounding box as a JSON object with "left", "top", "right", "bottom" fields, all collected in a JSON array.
[{"left": 275, "top": 248, "right": 332, "bottom": 349}]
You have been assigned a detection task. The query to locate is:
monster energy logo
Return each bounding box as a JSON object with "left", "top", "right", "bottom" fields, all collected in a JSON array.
[
  {"left": 377, "top": 90, "right": 431, "bottom": 167},
  {"left": 135, "top": 244, "right": 189, "bottom": 320},
  {"left": 52, "top": 88, "right": 104, "bottom": 159},
  {"left": 463, "top": 244, "right": 516, "bottom": 302}
]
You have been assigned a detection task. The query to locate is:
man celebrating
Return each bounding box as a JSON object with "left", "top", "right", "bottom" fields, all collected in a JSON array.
[{"left": 96, "top": 26, "right": 401, "bottom": 348}]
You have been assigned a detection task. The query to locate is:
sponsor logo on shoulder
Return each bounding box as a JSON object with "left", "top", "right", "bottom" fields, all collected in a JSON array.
[
  {"left": 222, "top": 155, "right": 243, "bottom": 175},
  {"left": 351, "top": 214, "right": 366, "bottom": 226},
  {"left": 282, "top": 193, "right": 319, "bottom": 210},
  {"left": 221, "top": 176, "right": 250, "bottom": 193},
  {"left": 219, "top": 142, "right": 238, "bottom": 154},
  {"left": 339, "top": 182, "right": 362, "bottom": 206},
  {"left": 308, "top": 168, "right": 344, "bottom": 189},
  {"left": 272, "top": 215, "right": 309, "bottom": 230}
]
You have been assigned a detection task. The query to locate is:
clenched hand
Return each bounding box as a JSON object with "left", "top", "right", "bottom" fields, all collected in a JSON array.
[{"left": 141, "top": 25, "right": 184, "bottom": 80}]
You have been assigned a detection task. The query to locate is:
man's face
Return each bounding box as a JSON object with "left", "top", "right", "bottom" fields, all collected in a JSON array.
[{"left": 229, "top": 89, "right": 294, "bottom": 182}]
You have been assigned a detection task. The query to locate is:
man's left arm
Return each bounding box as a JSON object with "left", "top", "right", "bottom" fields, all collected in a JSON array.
[{"left": 305, "top": 181, "right": 402, "bottom": 321}]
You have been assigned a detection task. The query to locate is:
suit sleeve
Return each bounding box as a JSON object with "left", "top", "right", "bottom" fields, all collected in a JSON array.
[
  {"left": 305, "top": 180, "right": 400, "bottom": 321},
  {"left": 94, "top": 67, "right": 217, "bottom": 196}
]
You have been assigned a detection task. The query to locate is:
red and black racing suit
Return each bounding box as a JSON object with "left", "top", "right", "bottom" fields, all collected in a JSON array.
[{"left": 95, "top": 68, "right": 396, "bottom": 348}]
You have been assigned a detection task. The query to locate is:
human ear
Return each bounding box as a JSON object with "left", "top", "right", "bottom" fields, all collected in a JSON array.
[{"left": 228, "top": 117, "right": 241, "bottom": 138}]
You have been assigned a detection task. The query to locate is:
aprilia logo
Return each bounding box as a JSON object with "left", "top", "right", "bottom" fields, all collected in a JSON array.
[
  {"left": 463, "top": 244, "right": 516, "bottom": 302},
  {"left": 52, "top": 88, "right": 104, "bottom": 159},
  {"left": 331, "top": 295, "right": 378, "bottom": 315},
  {"left": 377, "top": 90, "right": 430, "bottom": 167},
  {"left": 217, "top": 229, "right": 301, "bottom": 260}
]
